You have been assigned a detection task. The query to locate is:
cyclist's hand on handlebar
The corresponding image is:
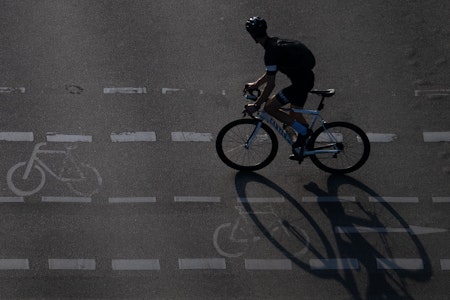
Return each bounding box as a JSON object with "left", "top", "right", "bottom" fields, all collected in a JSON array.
[
  {"left": 244, "top": 103, "right": 260, "bottom": 115},
  {"left": 243, "top": 83, "right": 257, "bottom": 94}
]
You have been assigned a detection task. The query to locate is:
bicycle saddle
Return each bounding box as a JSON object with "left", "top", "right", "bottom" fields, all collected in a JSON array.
[{"left": 310, "top": 89, "right": 335, "bottom": 97}]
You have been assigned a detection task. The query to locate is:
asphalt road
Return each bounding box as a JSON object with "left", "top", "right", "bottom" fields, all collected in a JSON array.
[{"left": 0, "top": 1, "right": 449, "bottom": 299}]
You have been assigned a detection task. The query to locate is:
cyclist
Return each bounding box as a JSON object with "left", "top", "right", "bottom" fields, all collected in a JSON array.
[{"left": 243, "top": 16, "right": 315, "bottom": 156}]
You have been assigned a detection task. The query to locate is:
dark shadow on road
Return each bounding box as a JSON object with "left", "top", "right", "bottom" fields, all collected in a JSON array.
[{"left": 234, "top": 171, "right": 432, "bottom": 300}]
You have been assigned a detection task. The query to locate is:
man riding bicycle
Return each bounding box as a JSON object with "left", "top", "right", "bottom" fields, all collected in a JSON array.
[{"left": 243, "top": 16, "right": 316, "bottom": 157}]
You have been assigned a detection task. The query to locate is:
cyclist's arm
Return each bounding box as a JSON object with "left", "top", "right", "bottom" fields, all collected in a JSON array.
[{"left": 254, "top": 72, "right": 276, "bottom": 108}]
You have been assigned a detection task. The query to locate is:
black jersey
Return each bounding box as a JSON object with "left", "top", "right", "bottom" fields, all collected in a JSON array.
[{"left": 264, "top": 37, "right": 315, "bottom": 80}]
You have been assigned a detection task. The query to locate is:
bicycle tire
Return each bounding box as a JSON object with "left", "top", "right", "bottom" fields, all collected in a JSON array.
[
  {"left": 308, "top": 122, "right": 370, "bottom": 174},
  {"left": 216, "top": 119, "right": 278, "bottom": 171}
]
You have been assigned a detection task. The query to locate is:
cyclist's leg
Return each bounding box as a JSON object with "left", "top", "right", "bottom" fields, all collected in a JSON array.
[{"left": 264, "top": 95, "right": 295, "bottom": 126}]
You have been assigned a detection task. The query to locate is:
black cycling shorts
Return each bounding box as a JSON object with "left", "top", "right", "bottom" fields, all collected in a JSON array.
[{"left": 276, "top": 70, "right": 314, "bottom": 107}]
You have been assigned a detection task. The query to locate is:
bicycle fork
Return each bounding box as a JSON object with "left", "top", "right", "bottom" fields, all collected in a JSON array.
[
  {"left": 245, "top": 121, "right": 263, "bottom": 149},
  {"left": 22, "top": 143, "right": 46, "bottom": 180}
]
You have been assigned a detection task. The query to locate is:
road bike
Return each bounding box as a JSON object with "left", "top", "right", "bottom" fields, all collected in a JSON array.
[
  {"left": 7, "top": 142, "right": 102, "bottom": 197},
  {"left": 213, "top": 206, "right": 310, "bottom": 258},
  {"left": 216, "top": 89, "right": 370, "bottom": 173}
]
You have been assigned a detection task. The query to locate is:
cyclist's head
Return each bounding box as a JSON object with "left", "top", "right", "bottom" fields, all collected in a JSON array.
[{"left": 246, "top": 16, "right": 267, "bottom": 42}]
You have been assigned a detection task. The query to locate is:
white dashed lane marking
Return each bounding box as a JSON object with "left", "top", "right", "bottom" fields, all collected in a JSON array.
[
  {"left": 423, "top": 132, "right": 450, "bottom": 142},
  {"left": 376, "top": 258, "right": 424, "bottom": 270},
  {"left": 48, "top": 259, "right": 96, "bottom": 270},
  {"left": 302, "top": 196, "right": 356, "bottom": 203},
  {"left": 46, "top": 133, "right": 92, "bottom": 143},
  {"left": 415, "top": 89, "right": 450, "bottom": 97},
  {"left": 369, "top": 196, "right": 419, "bottom": 203},
  {"left": 178, "top": 258, "right": 226, "bottom": 270},
  {"left": 245, "top": 259, "right": 292, "bottom": 270},
  {"left": 42, "top": 197, "right": 91, "bottom": 203},
  {"left": 174, "top": 196, "right": 221, "bottom": 203},
  {"left": 309, "top": 258, "right": 359, "bottom": 270},
  {"left": 440, "top": 259, "right": 450, "bottom": 270},
  {"left": 0, "top": 197, "right": 24, "bottom": 203},
  {"left": 0, "top": 132, "right": 34, "bottom": 142},
  {"left": 238, "top": 197, "right": 284, "bottom": 203},
  {"left": 103, "top": 87, "right": 147, "bottom": 94},
  {"left": 112, "top": 259, "right": 160, "bottom": 271},
  {"left": 109, "top": 197, "right": 157, "bottom": 203},
  {"left": 0, "top": 259, "right": 30, "bottom": 270},
  {"left": 366, "top": 133, "right": 397, "bottom": 142},
  {"left": 0, "top": 87, "right": 25, "bottom": 93},
  {"left": 433, "top": 197, "right": 450, "bottom": 203},
  {"left": 171, "top": 132, "right": 213, "bottom": 142},
  {"left": 111, "top": 132, "right": 156, "bottom": 142}
]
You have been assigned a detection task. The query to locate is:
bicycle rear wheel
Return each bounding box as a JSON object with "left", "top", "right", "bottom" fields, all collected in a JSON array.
[
  {"left": 216, "top": 119, "right": 278, "bottom": 171},
  {"left": 308, "top": 122, "right": 370, "bottom": 174}
]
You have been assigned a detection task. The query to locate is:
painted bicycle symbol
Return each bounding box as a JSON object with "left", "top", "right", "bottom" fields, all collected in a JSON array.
[
  {"left": 7, "top": 142, "right": 102, "bottom": 197},
  {"left": 213, "top": 206, "right": 310, "bottom": 258}
]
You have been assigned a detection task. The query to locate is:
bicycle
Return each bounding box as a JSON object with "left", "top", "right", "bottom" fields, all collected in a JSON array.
[
  {"left": 216, "top": 89, "right": 370, "bottom": 173},
  {"left": 7, "top": 142, "right": 102, "bottom": 197},
  {"left": 213, "top": 206, "right": 310, "bottom": 258}
]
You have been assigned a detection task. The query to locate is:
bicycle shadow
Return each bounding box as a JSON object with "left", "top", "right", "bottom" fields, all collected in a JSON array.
[{"left": 234, "top": 171, "right": 432, "bottom": 300}]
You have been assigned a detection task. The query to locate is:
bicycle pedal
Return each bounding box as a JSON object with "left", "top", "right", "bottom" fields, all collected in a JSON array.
[{"left": 289, "top": 154, "right": 304, "bottom": 164}]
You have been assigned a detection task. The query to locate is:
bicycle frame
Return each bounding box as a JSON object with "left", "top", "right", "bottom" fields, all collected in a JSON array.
[
  {"left": 250, "top": 109, "right": 341, "bottom": 156},
  {"left": 23, "top": 142, "right": 84, "bottom": 182}
]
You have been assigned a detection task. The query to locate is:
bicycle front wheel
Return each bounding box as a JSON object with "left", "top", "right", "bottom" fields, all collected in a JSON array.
[
  {"left": 216, "top": 119, "right": 278, "bottom": 171},
  {"left": 309, "top": 122, "right": 370, "bottom": 174}
]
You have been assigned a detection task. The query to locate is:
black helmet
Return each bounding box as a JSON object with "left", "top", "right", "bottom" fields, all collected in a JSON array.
[{"left": 245, "top": 16, "right": 267, "bottom": 35}]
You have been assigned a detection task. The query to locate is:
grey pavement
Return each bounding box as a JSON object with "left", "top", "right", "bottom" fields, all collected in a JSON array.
[{"left": 0, "top": 0, "right": 449, "bottom": 299}]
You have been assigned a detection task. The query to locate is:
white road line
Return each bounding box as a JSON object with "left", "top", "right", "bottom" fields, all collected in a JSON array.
[
  {"left": 335, "top": 225, "right": 447, "bottom": 235},
  {"left": 109, "top": 197, "right": 156, "bottom": 203},
  {"left": 48, "top": 259, "right": 96, "bottom": 270},
  {"left": 112, "top": 259, "right": 160, "bottom": 271},
  {"left": 245, "top": 259, "right": 292, "bottom": 270},
  {"left": 376, "top": 258, "right": 424, "bottom": 270},
  {"left": 0, "top": 259, "right": 30, "bottom": 270},
  {"left": 433, "top": 197, "right": 450, "bottom": 203},
  {"left": 0, "top": 87, "right": 25, "bottom": 93},
  {"left": 42, "top": 197, "right": 91, "bottom": 203},
  {"left": 0, "top": 132, "right": 34, "bottom": 142},
  {"left": 238, "top": 197, "right": 284, "bottom": 203},
  {"left": 178, "top": 258, "right": 226, "bottom": 270},
  {"left": 366, "top": 133, "right": 397, "bottom": 143},
  {"left": 415, "top": 89, "right": 450, "bottom": 97},
  {"left": 174, "top": 196, "right": 220, "bottom": 203},
  {"left": 369, "top": 196, "right": 419, "bottom": 203},
  {"left": 440, "top": 259, "right": 450, "bottom": 270},
  {"left": 302, "top": 196, "right": 356, "bottom": 203},
  {"left": 423, "top": 132, "right": 450, "bottom": 142},
  {"left": 0, "top": 197, "right": 24, "bottom": 203},
  {"left": 171, "top": 132, "right": 213, "bottom": 142},
  {"left": 103, "top": 87, "right": 147, "bottom": 94},
  {"left": 111, "top": 132, "right": 156, "bottom": 142},
  {"left": 162, "top": 88, "right": 181, "bottom": 94},
  {"left": 309, "top": 258, "right": 359, "bottom": 270},
  {"left": 46, "top": 133, "right": 92, "bottom": 143}
]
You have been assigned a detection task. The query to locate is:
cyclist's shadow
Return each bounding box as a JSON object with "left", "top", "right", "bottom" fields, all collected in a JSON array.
[{"left": 234, "top": 171, "right": 432, "bottom": 300}]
